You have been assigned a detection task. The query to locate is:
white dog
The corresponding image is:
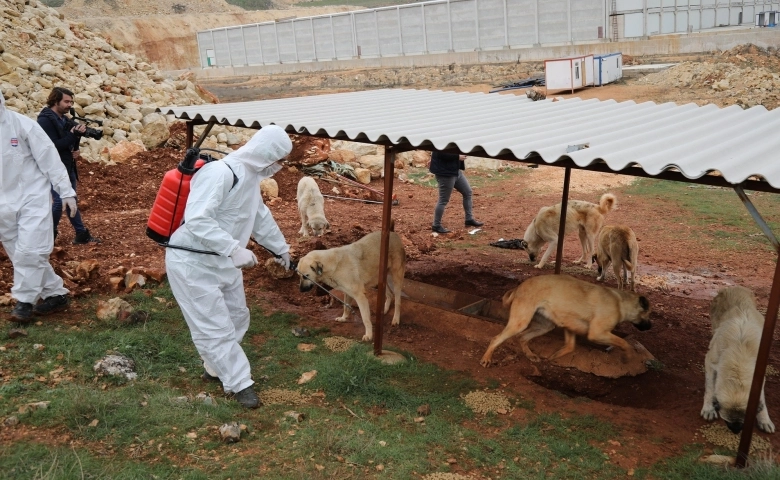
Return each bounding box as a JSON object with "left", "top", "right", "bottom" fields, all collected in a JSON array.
[
  {"left": 700, "top": 286, "right": 774, "bottom": 434},
  {"left": 297, "top": 176, "right": 329, "bottom": 238}
]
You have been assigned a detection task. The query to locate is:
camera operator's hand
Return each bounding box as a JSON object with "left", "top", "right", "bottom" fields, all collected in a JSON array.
[
  {"left": 71, "top": 124, "right": 86, "bottom": 135},
  {"left": 72, "top": 150, "right": 81, "bottom": 160},
  {"left": 62, "top": 197, "right": 78, "bottom": 218}
]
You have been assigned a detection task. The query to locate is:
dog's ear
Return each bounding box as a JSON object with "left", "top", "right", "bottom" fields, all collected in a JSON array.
[
  {"left": 314, "top": 261, "right": 323, "bottom": 276},
  {"left": 519, "top": 239, "right": 528, "bottom": 250},
  {"left": 639, "top": 296, "right": 650, "bottom": 311}
]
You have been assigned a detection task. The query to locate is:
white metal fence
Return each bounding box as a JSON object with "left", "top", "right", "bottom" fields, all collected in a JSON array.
[{"left": 197, "top": 0, "right": 777, "bottom": 68}]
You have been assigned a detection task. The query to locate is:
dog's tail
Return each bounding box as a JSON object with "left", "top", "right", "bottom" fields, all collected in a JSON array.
[
  {"left": 598, "top": 193, "right": 617, "bottom": 215},
  {"left": 502, "top": 288, "right": 517, "bottom": 307},
  {"left": 622, "top": 241, "right": 634, "bottom": 271}
]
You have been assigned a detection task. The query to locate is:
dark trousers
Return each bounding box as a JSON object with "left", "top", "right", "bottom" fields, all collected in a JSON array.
[
  {"left": 51, "top": 172, "right": 86, "bottom": 235},
  {"left": 433, "top": 171, "right": 474, "bottom": 227}
]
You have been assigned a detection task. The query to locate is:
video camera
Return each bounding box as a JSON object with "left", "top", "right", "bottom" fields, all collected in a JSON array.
[{"left": 66, "top": 107, "right": 104, "bottom": 141}]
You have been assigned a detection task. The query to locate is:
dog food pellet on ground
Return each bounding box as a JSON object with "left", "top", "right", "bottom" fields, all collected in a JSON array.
[
  {"left": 699, "top": 424, "right": 770, "bottom": 454},
  {"left": 323, "top": 336, "right": 357, "bottom": 352},
  {"left": 463, "top": 391, "right": 513, "bottom": 415},
  {"left": 259, "top": 388, "right": 310, "bottom": 406},
  {"left": 422, "top": 473, "right": 475, "bottom": 480}
]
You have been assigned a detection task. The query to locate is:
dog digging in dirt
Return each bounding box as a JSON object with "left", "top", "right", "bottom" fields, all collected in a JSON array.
[
  {"left": 480, "top": 274, "right": 651, "bottom": 367},
  {"left": 296, "top": 227, "right": 406, "bottom": 342},
  {"left": 592, "top": 224, "right": 639, "bottom": 291},
  {"left": 700, "top": 286, "right": 775, "bottom": 434},
  {"left": 519, "top": 193, "right": 616, "bottom": 269},
  {"left": 297, "top": 176, "right": 330, "bottom": 238}
]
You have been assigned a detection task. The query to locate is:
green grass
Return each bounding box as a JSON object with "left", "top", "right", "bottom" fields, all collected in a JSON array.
[
  {"left": 226, "top": 0, "right": 274, "bottom": 10},
  {"left": 625, "top": 179, "right": 780, "bottom": 252},
  {"left": 2, "top": 283, "right": 780, "bottom": 478},
  {"left": 289, "top": 0, "right": 403, "bottom": 8}
]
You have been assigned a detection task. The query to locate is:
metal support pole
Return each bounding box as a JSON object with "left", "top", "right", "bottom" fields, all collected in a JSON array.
[
  {"left": 311, "top": 18, "right": 317, "bottom": 61},
  {"left": 185, "top": 122, "right": 194, "bottom": 149},
  {"left": 397, "top": 7, "right": 404, "bottom": 55},
  {"left": 447, "top": 0, "right": 453, "bottom": 52},
  {"left": 502, "top": 0, "right": 509, "bottom": 47},
  {"left": 422, "top": 4, "right": 428, "bottom": 54},
  {"left": 374, "top": 146, "right": 396, "bottom": 356},
  {"left": 257, "top": 25, "right": 264, "bottom": 65},
  {"left": 734, "top": 186, "right": 780, "bottom": 251},
  {"left": 736, "top": 253, "right": 780, "bottom": 467},
  {"left": 554, "top": 167, "right": 572, "bottom": 274}
]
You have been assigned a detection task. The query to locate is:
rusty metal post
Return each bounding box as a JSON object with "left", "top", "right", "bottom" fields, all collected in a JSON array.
[
  {"left": 373, "top": 145, "right": 395, "bottom": 356},
  {"left": 736, "top": 253, "right": 780, "bottom": 467},
  {"left": 185, "top": 122, "right": 194, "bottom": 149},
  {"left": 554, "top": 167, "right": 572, "bottom": 274}
]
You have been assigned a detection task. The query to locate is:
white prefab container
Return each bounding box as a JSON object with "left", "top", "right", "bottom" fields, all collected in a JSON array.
[
  {"left": 593, "top": 52, "right": 623, "bottom": 86},
  {"left": 544, "top": 55, "right": 594, "bottom": 94}
]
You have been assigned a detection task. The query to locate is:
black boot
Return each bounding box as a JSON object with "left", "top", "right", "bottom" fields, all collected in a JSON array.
[
  {"left": 10, "top": 302, "right": 34, "bottom": 323},
  {"left": 234, "top": 386, "right": 261, "bottom": 408},
  {"left": 73, "top": 229, "right": 101, "bottom": 245},
  {"left": 33, "top": 294, "right": 70, "bottom": 315}
]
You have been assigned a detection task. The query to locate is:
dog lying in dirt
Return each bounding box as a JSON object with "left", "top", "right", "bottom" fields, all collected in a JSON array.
[
  {"left": 296, "top": 229, "right": 406, "bottom": 342},
  {"left": 297, "top": 176, "right": 330, "bottom": 238},
  {"left": 700, "top": 286, "right": 775, "bottom": 434},
  {"left": 480, "top": 274, "right": 651, "bottom": 367},
  {"left": 593, "top": 225, "right": 639, "bottom": 291},
  {"left": 519, "top": 193, "right": 616, "bottom": 269}
]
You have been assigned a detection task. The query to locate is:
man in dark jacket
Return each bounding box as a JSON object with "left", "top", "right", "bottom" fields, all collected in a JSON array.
[
  {"left": 37, "top": 87, "right": 100, "bottom": 245},
  {"left": 428, "top": 151, "right": 484, "bottom": 234}
]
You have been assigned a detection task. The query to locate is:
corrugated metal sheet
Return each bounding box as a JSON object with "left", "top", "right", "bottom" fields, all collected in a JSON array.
[{"left": 161, "top": 88, "right": 780, "bottom": 190}]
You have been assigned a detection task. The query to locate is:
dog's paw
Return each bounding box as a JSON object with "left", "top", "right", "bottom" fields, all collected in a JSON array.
[
  {"left": 391, "top": 318, "right": 400, "bottom": 326},
  {"left": 700, "top": 407, "right": 718, "bottom": 421},
  {"left": 758, "top": 417, "right": 775, "bottom": 434},
  {"left": 334, "top": 316, "right": 349, "bottom": 323},
  {"left": 479, "top": 357, "right": 492, "bottom": 368},
  {"left": 533, "top": 264, "right": 544, "bottom": 269},
  {"left": 362, "top": 334, "right": 373, "bottom": 342},
  {"left": 527, "top": 354, "right": 542, "bottom": 363}
]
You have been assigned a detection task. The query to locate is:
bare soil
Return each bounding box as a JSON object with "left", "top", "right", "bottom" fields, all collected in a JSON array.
[{"left": 3, "top": 51, "right": 780, "bottom": 469}]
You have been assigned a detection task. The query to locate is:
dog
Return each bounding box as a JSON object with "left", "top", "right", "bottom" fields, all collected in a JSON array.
[
  {"left": 480, "top": 274, "right": 651, "bottom": 367},
  {"left": 297, "top": 229, "right": 406, "bottom": 342},
  {"left": 592, "top": 225, "right": 639, "bottom": 291},
  {"left": 519, "top": 193, "right": 616, "bottom": 269},
  {"left": 297, "top": 176, "right": 330, "bottom": 238},
  {"left": 700, "top": 286, "right": 775, "bottom": 434}
]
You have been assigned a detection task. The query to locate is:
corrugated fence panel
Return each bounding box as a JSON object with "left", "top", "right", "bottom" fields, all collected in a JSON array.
[
  {"left": 226, "top": 27, "right": 247, "bottom": 66},
  {"left": 332, "top": 14, "right": 355, "bottom": 59},
  {"left": 538, "top": 0, "right": 569, "bottom": 44},
  {"left": 197, "top": 31, "right": 213, "bottom": 67},
  {"left": 450, "top": 0, "right": 477, "bottom": 51},
  {"left": 399, "top": 5, "right": 425, "bottom": 54},
  {"left": 377, "top": 9, "right": 402, "bottom": 56},
  {"left": 293, "top": 19, "right": 316, "bottom": 62},
  {"left": 213, "top": 29, "right": 230, "bottom": 67},
  {"left": 259, "top": 24, "right": 279, "bottom": 64},
  {"left": 571, "top": 0, "right": 602, "bottom": 42},
  {"left": 313, "top": 17, "right": 335, "bottom": 60},
  {"left": 243, "top": 25, "right": 263, "bottom": 65},
  {"left": 507, "top": 0, "right": 537, "bottom": 46},
  {"left": 354, "top": 11, "right": 380, "bottom": 57},
  {"left": 478, "top": 0, "right": 507, "bottom": 49},
  {"left": 276, "top": 22, "right": 298, "bottom": 63},
  {"left": 424, "top": 3, "right": 451, "bottom": 53}
]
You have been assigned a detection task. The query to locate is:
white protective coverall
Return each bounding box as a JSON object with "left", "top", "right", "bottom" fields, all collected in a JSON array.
[
  {"left": 165, "top": 125, "right": 293, "bottom": 394},
  {"left": 0, "top": 89, "right": 76, "bottom": 304}
]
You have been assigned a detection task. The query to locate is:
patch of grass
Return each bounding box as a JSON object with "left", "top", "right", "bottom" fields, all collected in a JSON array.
[
  {"left": 39, "top": 0, "right": 64, "bottom": 7},
  {"left": 642, "top": 447, "right": 780, "bottom": 479},
  {"left": 290, "top": 0, "right": 402, "bottom": 8},
  {"left": 625, "top": 179, "right": 780, "bottom": 252},
  {"left": 226, "top": 0, "right": 274, "bottom": 10}
]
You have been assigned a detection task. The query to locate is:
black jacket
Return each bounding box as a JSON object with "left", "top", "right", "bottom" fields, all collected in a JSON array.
[
  {"left": 37, "top": 107, "right": 80, "bottom": 177},
  {"left": 429, "top": 151, "right": 465, "bottom": 177}
]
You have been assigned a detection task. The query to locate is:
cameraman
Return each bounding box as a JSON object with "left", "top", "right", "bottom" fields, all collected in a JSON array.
[{"left": 37, "top": 87, "right": 101, "bottom": 245}]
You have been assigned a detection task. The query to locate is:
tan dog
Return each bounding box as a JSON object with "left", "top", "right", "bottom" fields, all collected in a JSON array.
[
  {"left": 297, "top": 176, "right": 330, "bottom": 238},
  {"left": 520, "top": 193, "right": 616, "bottom": 269},
  {"left": 480, "top": 274, "right": 651, "bottom": 367},
  {"left": 593, "top": 225, "right": 639, "bottom": 291},
  {"left": 701, "top": 286, "right": 774, "bottom": 434},
  {"left": 297, "top": 230, "right": 406, "bottom": 341}
]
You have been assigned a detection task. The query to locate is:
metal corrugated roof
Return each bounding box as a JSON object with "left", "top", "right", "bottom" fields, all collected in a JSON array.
[{"left": 161, "top": 88, "right": 780, "bottom": 190}]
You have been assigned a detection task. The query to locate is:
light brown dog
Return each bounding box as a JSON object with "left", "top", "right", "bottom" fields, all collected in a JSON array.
[
  {"left": 297, "top": 229, "right": 406, "bottom": 342},
  {"left": 480, "top": 274, "right": 651, "bottom": 367},
  {"left": 701, "top": 286, "right": 774, "bottom": 434},
  {"left": 297, "top": 176, "right": 329, "bottom": 238},
  {"left": 520, "top": 193, "right": 616, "bottom": 269},
  {"left": 593, "top": 225, "right": 639, "bottom": 291}
]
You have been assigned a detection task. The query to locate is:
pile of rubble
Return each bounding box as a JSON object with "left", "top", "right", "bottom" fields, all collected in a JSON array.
[
  {"left": 0, "top": 0, "right": 253, "bottom": 163},
  {"left": 636, "top": 45, "right": 780, "bottom": 110}
]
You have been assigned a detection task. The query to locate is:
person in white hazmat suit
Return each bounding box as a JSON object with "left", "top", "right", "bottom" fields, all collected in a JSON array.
[
  {"left": 0, "top": 89, "right": 79, "bottom": 323},
  {"left": 165, "top": 125, "right": 293, "bottom": 408}
]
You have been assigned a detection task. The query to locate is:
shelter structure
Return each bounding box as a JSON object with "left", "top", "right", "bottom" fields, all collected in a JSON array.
[{"left": 161, "top": 88, "right": 780, "bottom": 466}]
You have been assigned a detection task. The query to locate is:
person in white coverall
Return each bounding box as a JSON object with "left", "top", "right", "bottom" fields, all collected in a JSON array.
[
  {"left": 165, "top": 125, "right": 293, "bottom": 408},
  {"left": 0, "top": 89, "right": 79, "bottom": 323}
]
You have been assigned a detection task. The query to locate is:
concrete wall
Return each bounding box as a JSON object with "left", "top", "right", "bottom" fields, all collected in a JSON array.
[{"left": 188, "top": 28, "right": 780, "bottom": 79}]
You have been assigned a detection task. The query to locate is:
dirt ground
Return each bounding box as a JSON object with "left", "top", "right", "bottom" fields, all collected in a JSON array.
[{"left": 3, "top": 51, "right": 780, "bottom": 470}]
